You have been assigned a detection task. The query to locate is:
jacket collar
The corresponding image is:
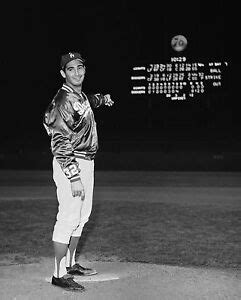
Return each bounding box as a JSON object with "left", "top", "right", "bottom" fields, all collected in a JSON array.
[
  {"left": 61, "top": 83, "right": 74, "bottom": 93},
  {"left": 61, "top": 83, "right": 88, "bottom": 101}
]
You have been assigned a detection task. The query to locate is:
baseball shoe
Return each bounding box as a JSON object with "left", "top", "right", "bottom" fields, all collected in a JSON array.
[
  {"left": 67, "top": 263, "right": 98, "bottom": 276},
  {"left": 51, "top": 274, "right": 85, "bottom": 291}
]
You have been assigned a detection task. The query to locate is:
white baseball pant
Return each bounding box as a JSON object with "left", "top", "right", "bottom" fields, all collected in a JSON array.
[{"left": 52, "top": 157, "right": 94, "bottom": 244}]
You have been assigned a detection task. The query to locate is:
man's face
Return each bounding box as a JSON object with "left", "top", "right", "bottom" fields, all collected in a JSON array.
[{"left": 61, "top": 59, "right": 86, "bottom": 87}]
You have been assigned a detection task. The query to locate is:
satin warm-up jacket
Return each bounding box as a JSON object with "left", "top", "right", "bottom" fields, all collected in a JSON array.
[{"left": 43, "top": 83, "right": 106, "bottom": 182}]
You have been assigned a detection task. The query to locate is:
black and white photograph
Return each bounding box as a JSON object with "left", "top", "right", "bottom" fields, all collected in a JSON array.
[{"left": 0, "top": 1, "right": 240, "bottom": 299}]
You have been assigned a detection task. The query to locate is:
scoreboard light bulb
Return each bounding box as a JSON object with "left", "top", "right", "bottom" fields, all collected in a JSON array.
[
  {"left": 133, "top": 66, "right": 146, "bottom": 70},
  {"left": 131, "top": 76, "right": 146, "bottom": 80}
]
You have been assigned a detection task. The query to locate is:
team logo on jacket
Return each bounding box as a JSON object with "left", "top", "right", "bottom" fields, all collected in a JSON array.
[{"left": 73, "top": 100, "right": 91, "bottom": 116}]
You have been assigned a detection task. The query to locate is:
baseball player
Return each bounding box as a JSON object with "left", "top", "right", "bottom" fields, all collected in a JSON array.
[{"left": 43, "top": 51, "right": 114, "bottom": 291}]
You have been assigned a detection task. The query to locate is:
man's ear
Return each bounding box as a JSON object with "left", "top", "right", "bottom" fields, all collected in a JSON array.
[{"left": 60, "top": 70, "right": 66, "bottom": 78}]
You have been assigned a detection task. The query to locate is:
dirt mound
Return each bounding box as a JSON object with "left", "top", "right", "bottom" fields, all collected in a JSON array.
[{"left": 1, "top": 258, "right": 241, "bottom": 300}]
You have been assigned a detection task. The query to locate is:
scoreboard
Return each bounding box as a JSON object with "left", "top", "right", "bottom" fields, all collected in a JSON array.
[
  {"left": 130, "top": 35, "right": 228, "bottom": 101},
  {"left": 130, "top": 56, "right": 228, "bottom": 100}
]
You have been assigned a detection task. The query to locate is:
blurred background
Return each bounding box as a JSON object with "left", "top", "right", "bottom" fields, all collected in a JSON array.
[{"left": 0, "top": 0, "right": 238, "bottom": 171}]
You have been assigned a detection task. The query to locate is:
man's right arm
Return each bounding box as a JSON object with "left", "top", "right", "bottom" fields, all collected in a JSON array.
[
  {"left": 52, "top": 132, "right": 85, "bottom": 199},
  {"left": 43, "top": 100, "right": 85, "bottom": 198},
  {"left": 51, "top": 132, "right": 80, "bottom": 181}
]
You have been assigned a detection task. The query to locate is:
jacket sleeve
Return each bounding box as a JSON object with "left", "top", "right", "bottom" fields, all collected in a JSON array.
[
  {"left": 43, "top": 101, "right": 81, "bottom": 182},
  {"left": 87, "top": 93, "right": 106, "bottom": 108},
  {"left": 51, "top": 132, "right": 80, "bottom": 182}
]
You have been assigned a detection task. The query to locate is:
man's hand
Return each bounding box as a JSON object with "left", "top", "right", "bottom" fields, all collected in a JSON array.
[
  {"left": 104, "top": 94, "right": 114, "bottom": 106},
  {"left": 71, "top": 179, "right": 85, "bottom": 200}
]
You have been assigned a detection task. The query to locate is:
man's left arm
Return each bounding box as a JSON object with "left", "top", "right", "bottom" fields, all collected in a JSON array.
[{"left": 88, "top": 93, "right": 114, "bottom": 108}]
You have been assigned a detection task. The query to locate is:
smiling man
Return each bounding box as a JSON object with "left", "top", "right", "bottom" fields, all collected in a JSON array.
[{"left": 43, "top": 52, "right": 114, "bottom": 292}]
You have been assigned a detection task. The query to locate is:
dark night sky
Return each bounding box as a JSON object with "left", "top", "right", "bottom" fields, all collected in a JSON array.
[{"left": 0, "top": 0, "right": 236, "bottom": 144}]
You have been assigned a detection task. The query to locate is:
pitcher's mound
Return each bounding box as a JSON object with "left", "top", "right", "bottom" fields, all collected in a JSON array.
[{"left": 1, "top": 258, "right": 241, "bottom": 300}]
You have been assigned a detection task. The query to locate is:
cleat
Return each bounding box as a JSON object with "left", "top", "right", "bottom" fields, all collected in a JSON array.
[
  {"left": 67, "top": 263, "right": 98, "bottom": 276},
  {"left": 51, "top": 274, "right": 85, "bottom": 291}
]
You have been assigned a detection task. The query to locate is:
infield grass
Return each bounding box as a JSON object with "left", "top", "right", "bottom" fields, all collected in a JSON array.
[{"left": 0, "top": 188, "right": 241, "bottom": 269}]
